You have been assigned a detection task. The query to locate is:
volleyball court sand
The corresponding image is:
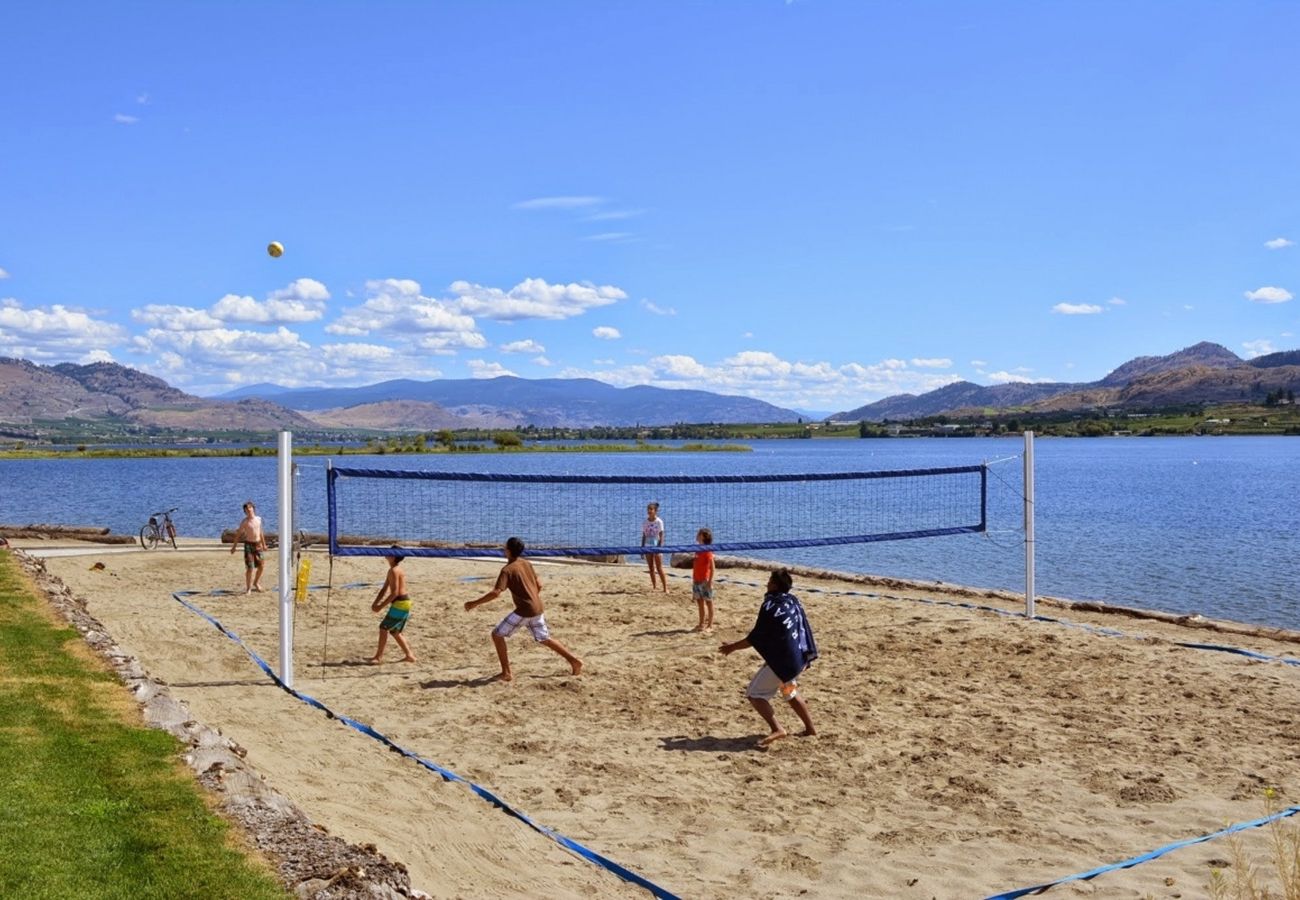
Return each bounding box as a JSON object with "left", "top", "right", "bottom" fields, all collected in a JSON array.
[{"left": 33, "top": 544, "right": 1300, "bottom": 899}]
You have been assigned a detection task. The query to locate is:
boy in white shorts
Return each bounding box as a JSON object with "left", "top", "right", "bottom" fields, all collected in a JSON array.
[{"left": 465, "top": 536, "right": 584, "bottom": 682}]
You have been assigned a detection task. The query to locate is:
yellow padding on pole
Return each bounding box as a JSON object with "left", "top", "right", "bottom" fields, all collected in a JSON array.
[{"left": 294, "top": 558, "right": 312, "bottom": 605}]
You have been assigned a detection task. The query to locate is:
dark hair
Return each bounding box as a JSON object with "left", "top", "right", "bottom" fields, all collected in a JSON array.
[
  {"left": 386, "top": 545, "right": 406, "bottom": 565},
  {"left": 768, "top": 568, "right": 793, "bottom": 593},
  {"left": 505, "top": 536, "right": 525, "bottom": 558},
  {"left": 697, "top": 527, "right": 713, "bottom": 544}
]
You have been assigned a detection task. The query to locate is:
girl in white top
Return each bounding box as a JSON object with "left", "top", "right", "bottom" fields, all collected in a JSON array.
[{"left": 641, "top": 501, "right": 667, "bottom": 593}]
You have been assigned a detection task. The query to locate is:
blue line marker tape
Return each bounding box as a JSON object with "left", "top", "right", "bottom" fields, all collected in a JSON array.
[
  {"left": 984, "top": 803, "right": 1300, "bottom": 899},
  {"left": 169, "top": 590, "right": 681, "bottom": 900}
]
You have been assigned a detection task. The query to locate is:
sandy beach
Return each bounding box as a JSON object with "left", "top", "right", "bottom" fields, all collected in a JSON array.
[{"left": 16, "top": 540, "right": 1300, "bottom": 899}]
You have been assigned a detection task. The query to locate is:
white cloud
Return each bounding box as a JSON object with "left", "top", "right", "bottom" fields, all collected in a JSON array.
[
  {"left": 532, "top": 356, "right": 551, "bottom": 367},
  {"left": 1052, "top": 303, "right": 1104, "bottom": 315},
  {"left": 641, "top": 299, "right": 676, "bottom": 316},
  {"left": 467, "top": 360, "right": 516, "bottom": 378},
  {"left": 592, "top": 326, "right": 621, "bottom": 340},
  {"left": 81, "top": 349, "right": 115, "bottom": 364},
  {"left": 558, "top": 349, "right": 964, "bottom": 410},
  {"left": 585, "top": 209, "right": 645, "bottom": 221},
  {"left": 1242, "top": 339, "right": 1277, "bottom": 359},
  {"left": 910, "top": 358, "right": 952, "bottom": 368},
  {"left": 114, "top": 113, "right": 139, "bottom": 125},
  {"left": 449, "top": 277, "right": 625, "bottom": 321},
  {"left": 1244, "top": 286, "right": 1293, "bottom": 304},
  {"left": 985, "top": 370, "right": 1039, "bottom": 384},
  {"left": 0, "top": 267, "right": 9, "bottom": 279},
  {"left": 212, "top": 280, "right": 329, "bottom": 324},
  {"left": 500, "top": 339, "right": 545, "bottom": 354},
  {"left": 742, "top": 331, "right": 754, "bottom": 339},
  {"left": 582, "top": 232, "right": 634, "bottom": 242},
  {"left": 970, "top": 359, "right": 987, "bottom": 367},
  {"left": 1108, "top": 297, "right": 1127, "bottom": 306},
  {"left": 136, "top": 93, "right": 150, "bottom": 105},
  {"left": 0, "top": 299, "right": 128, "bottom": 359},
  {"left": 1264, "top": 238, "right": 1294, "bottom": 250},
  {"left": 327, "top": 278, "right": 484, "bottom": 351},
  {"left": 512, "top": 196, "right": 604, "bottom": 211},
  {"left": 133, "top": 304, "right": 223, "bottom": 330}
]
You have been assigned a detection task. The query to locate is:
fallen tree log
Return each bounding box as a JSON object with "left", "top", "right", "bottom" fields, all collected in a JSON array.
[{"left": 0, "top": 524, "right": 111, "bottom": 536}]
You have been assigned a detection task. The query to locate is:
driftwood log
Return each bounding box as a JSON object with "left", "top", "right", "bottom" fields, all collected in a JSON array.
[{"left": 0, "top": 524, "right": 138, "bottom": 545}]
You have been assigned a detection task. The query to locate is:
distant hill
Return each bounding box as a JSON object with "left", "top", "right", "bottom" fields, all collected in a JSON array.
[
  {"left": 303, "top": 400, "right": 517, "bottom": 431},
  {"left": 1096, "top": 341, "right": 1244, "bottom": 386},
  {"left": 1249, "top": 350, "right": 1300, "bottom": 369},
  {"left": 232, "top": 376, "right": 804, "bottom": 427},
  {"left": 834, "top": 342, "right": 1300, "bottom": 421},
  {"left": 212, "top": 382, "right": 296, "bottom": 399},
  {"left": 0, "top": 358, "right": 315, "bottom": 430}
]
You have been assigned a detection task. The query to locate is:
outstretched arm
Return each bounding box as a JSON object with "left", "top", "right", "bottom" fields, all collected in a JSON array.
[
  {"left": 465, "top": 586, "right": 503, "bottom": 612},
  {"left": 719, "top": 637, "right": 751, "bottom": 656},
  {"left": 372, "top": 570, "right": 395, "bottom": 612}
]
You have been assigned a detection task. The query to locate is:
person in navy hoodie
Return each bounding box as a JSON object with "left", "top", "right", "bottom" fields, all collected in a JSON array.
[{"left": 719, "top": 568, "right": 818, "bottom": 747}]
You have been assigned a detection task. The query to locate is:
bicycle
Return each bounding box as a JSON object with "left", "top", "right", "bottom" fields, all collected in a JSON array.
[{"left": 140, "top": 508, "right": 179, "bottom": 550}]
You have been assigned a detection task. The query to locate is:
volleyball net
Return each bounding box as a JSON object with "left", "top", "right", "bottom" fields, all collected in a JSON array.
[{"left": 326, "top": 464, "right": 987, "bottom": 558}]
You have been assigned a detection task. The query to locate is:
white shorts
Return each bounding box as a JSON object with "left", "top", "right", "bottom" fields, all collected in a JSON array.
[
  {"left": 493, "top": 611, "right": 551, "bottom": 643},
  {"left": 746, "top": 665, "right": 796, "bottom": 701}
]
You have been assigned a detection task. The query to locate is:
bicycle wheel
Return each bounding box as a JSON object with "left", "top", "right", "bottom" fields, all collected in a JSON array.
[
  {"left": 139, "top": 525, "right": 159, "bottom": 550},
  {"left": 166, "top": 522, "right": 177, "bottom": 550}
]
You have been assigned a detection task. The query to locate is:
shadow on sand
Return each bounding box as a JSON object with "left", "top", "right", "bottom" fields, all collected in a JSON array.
[{"left": 659, "top": 734, "right": 762, "bottom": 753}]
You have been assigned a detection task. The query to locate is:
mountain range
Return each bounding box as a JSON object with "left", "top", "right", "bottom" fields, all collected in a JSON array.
[
  {"left": 833, "top": 342, "right": 1300, "bottom": 422},
  {"left": 2, "top": 341, "right": 1298, "bottom": 436}
]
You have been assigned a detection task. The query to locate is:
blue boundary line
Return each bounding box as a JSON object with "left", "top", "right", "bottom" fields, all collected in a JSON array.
[
  {"left": 169, "top": 589, "right": 681, "bottom": 900},
  {"left": 983, "top": 804, "right": 1300, "bottom": 899}
]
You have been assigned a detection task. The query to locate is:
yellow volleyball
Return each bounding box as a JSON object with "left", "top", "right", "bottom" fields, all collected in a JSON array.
[{"left": 267, "top": 241, "right": 284, "bottom": 258}]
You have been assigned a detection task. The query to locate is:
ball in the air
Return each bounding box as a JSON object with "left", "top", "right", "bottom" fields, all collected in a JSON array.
[{"left": 267, "top": 241, "right": 284, "bottom": 258}]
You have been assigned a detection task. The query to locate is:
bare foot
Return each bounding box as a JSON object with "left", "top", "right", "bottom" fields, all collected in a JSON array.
[
  {"left": 495, "top": 671, "right": 513, "bottom": 682},
  {"left": 242, "top": 589, "right": 252, "bottom": 596},
  {"left": 799, "top": 728, "right": 817, "bottom": 737},
  {"left": 692, "top": 625, "right": 705, "bottom": 632},
  {"left": 367, "top": 656, "right": 381, "bottom": 665},
  {"left": 569, "top": 658, "right": 584, "bottom": 676},
  {"left": 252, "top": 586, "right": 264, "bottom": 593},
  {"left": 401, "top": 656, "right": 417, "bottom": 663},
  {"left": 758, "top": 729, "right": 789, "bottom": 748}
]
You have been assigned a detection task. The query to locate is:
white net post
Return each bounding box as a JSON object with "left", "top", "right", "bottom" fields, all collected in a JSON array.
[
  {"left": 1023, "top": 430, "right": 1036, "bottom": 619},
  {"left": 278, "top": 431, "right": 294, "bottom": 688}
]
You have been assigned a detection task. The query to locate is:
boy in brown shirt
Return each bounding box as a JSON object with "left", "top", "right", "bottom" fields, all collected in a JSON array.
[{"left": 464, "top": 536, "right": 583, "bottom": 682}]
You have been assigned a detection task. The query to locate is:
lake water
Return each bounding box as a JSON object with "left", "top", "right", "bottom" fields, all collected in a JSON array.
[{"left": 2, "top": 436, "right": 1297, "bottom": 630}]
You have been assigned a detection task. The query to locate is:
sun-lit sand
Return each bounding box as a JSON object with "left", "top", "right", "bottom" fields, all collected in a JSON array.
[{"left": 22, "top": 542, "right": 1300, "bottom": 899}]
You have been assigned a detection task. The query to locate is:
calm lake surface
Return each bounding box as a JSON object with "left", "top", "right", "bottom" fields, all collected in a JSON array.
[{"left": 2, "top": 436, "right": 1297, "bottom": 630}]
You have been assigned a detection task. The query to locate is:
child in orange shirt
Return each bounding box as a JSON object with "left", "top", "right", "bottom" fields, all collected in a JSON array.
[{"left": 692, "top": 527, "right": 715, "bottom": 631}]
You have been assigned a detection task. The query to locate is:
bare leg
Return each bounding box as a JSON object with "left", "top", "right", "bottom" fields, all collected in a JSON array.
[
  {"left": 645, "top": 554, "right": 658, "bottom": 589},
  {"left": 749, "top": 697, "right": 787, "bottom": 746},
  {"left": 243, "top": 566, "right": 253, "bottom": 594},
  {"left": 652, "top": 556, "right": 667, "bottom": 592},
  {"left": 705, "top": 601, "right": 714, "bottom": 629},
  {"left": 788, "top": 696, "right": 816, "bottom": 736},
  {"left": 252, "top": 561, "right": 265, "bottom": 591},
  {"left": 541, "top": 638, "right": 583, "bottom": 675},
  {"left": 491, "top": 632, "right": 513, "bottom": 681},
  {"left": 369, "top": 629, "right": 389, "bottom": 663},
  {"left": 392, "top": 631, "right": 416, "bottom": 662},
  {"left": 694, "top": 599, "right": 706, "bottom": 631}
]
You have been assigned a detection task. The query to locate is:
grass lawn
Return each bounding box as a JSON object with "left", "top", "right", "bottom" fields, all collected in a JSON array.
[{"left": 0, "top": 551, "right": 288, "bottom": 900}]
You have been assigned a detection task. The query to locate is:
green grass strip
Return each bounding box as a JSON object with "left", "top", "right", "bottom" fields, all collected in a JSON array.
[{"left": 0, "top": 552, "right": 288, "bottom": 900}]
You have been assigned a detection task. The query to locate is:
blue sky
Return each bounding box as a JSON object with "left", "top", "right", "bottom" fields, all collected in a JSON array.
[{"left": 1, "top": 2, "right": 1296, "bottom": 414}]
